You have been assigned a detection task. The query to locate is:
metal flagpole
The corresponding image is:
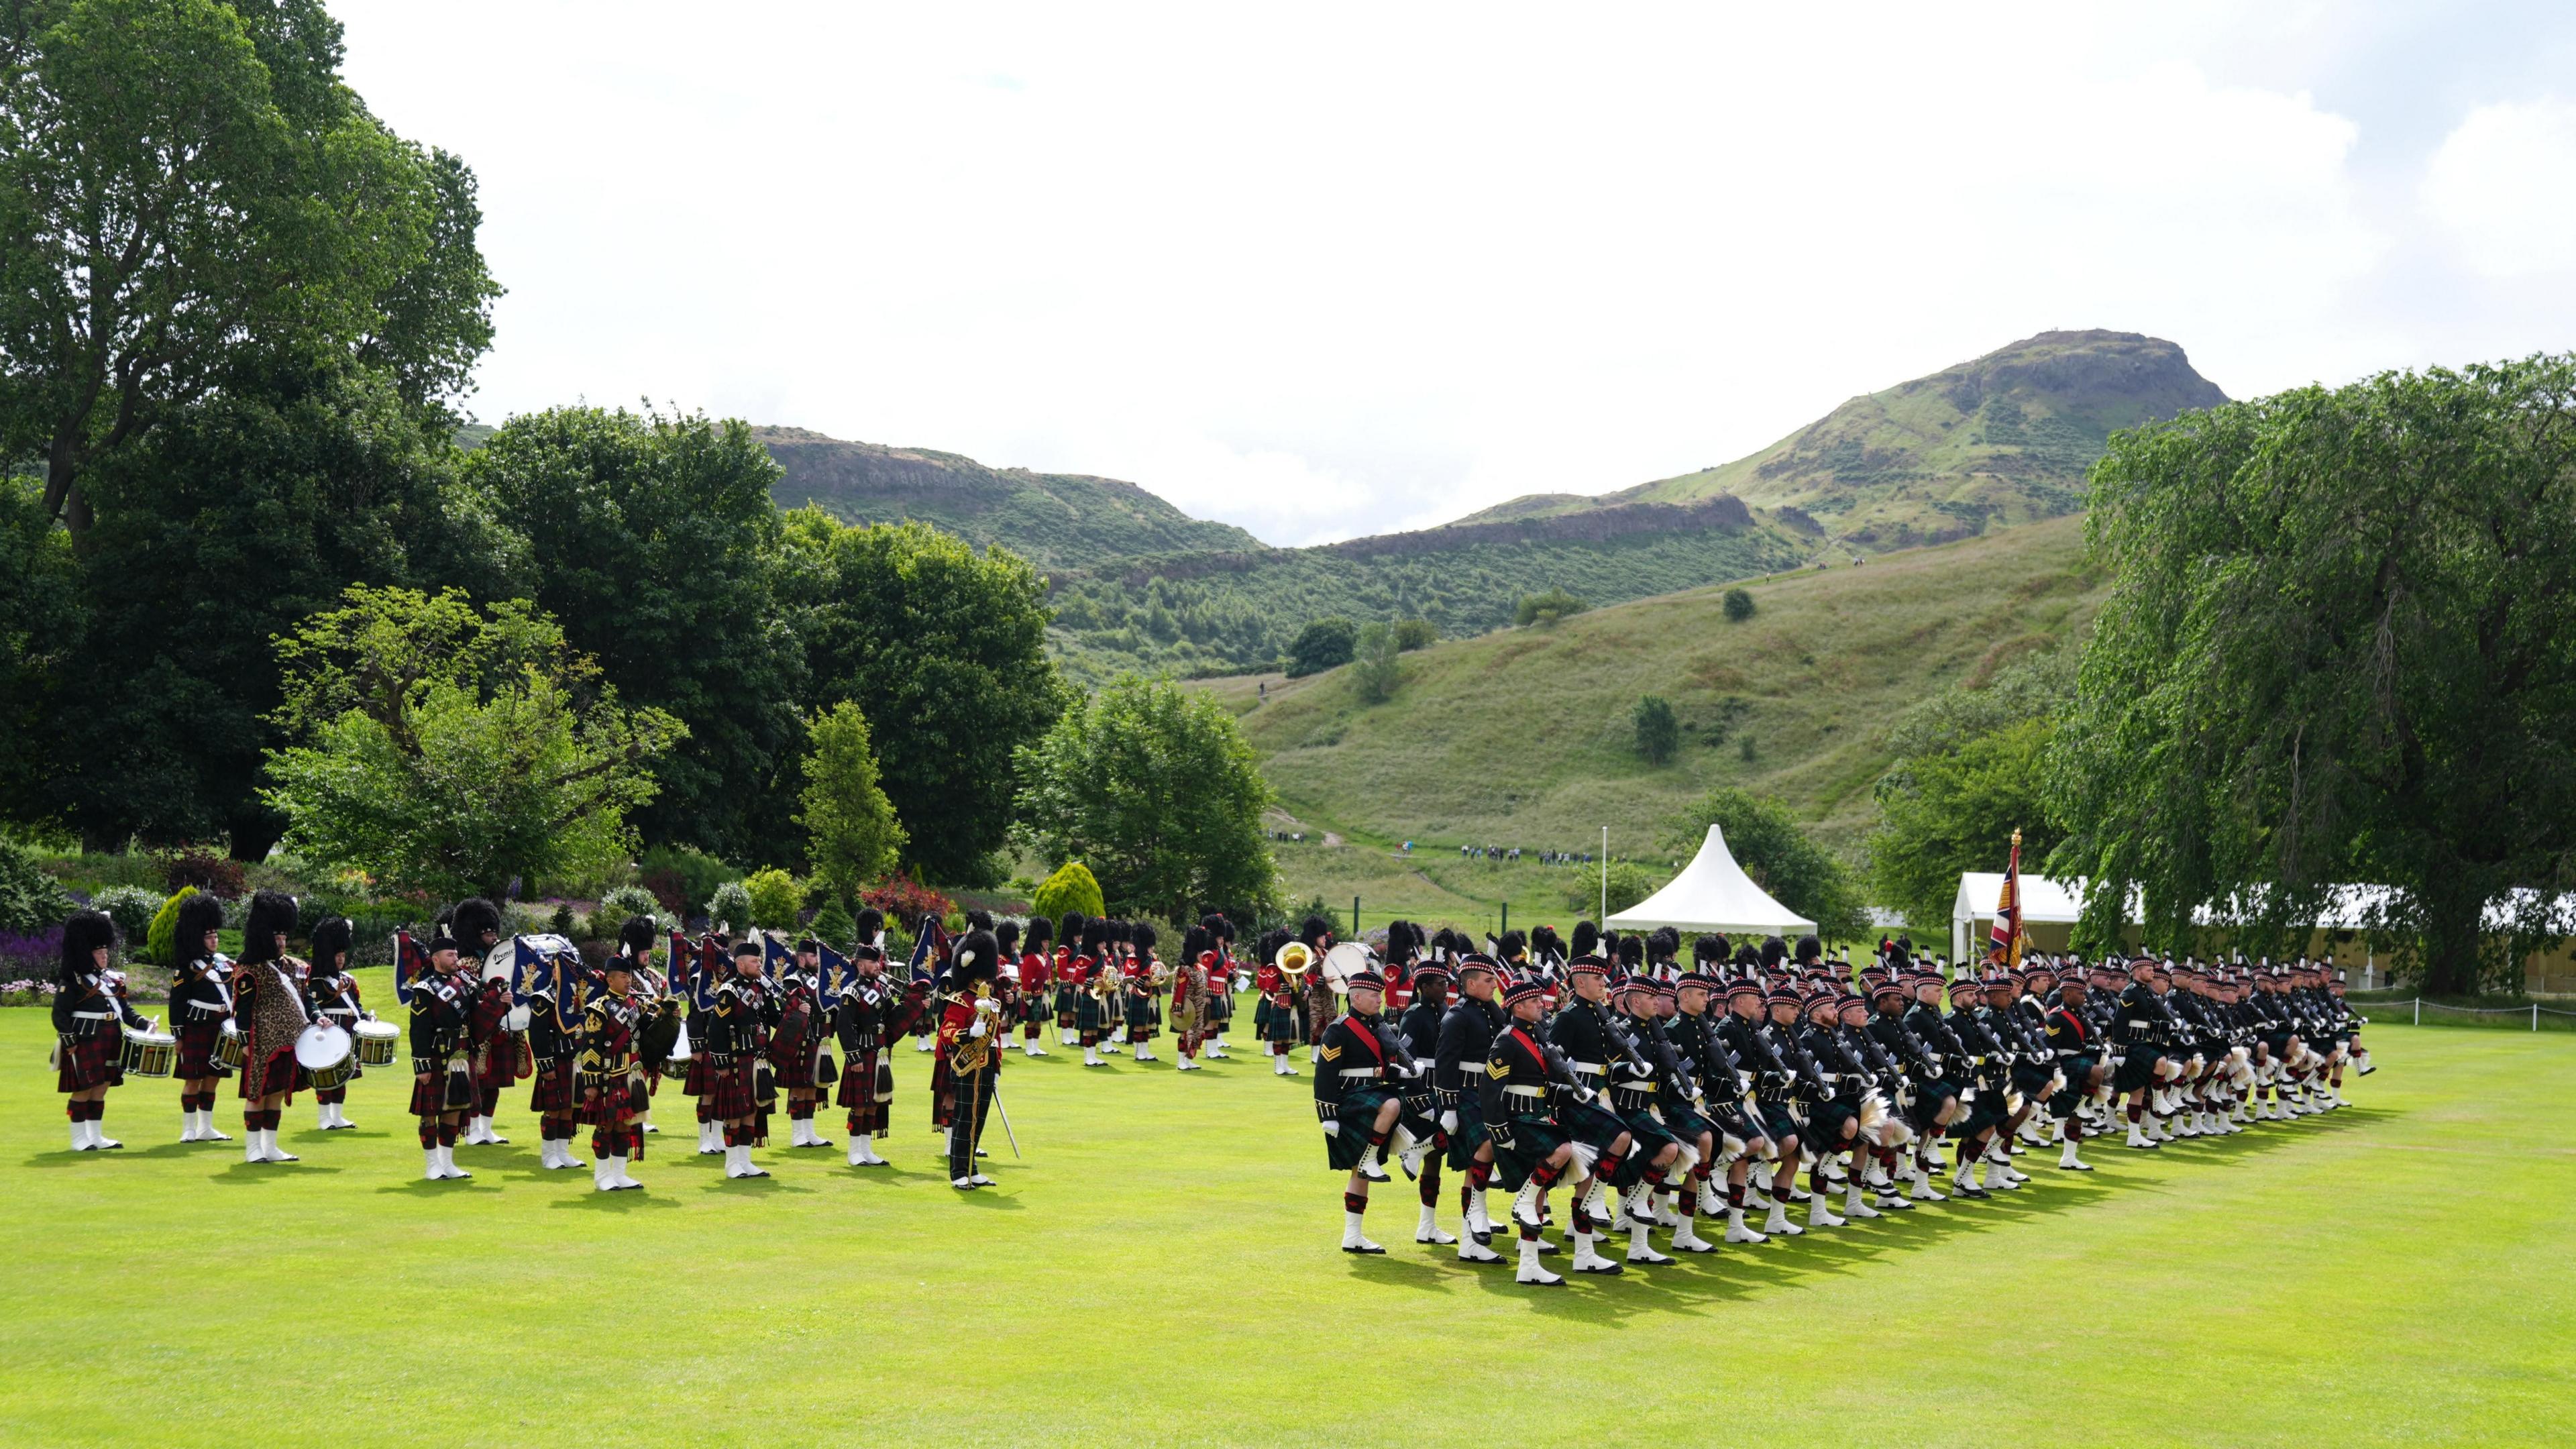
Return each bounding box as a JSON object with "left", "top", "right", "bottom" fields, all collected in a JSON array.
[{"left": 1600, "top": 826, "right": 1608, "bottom": 919}]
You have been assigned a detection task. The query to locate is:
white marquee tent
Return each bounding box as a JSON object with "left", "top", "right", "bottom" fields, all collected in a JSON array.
[{"left": 1605, "top": 824, "right": 1817, "bottom": 936}]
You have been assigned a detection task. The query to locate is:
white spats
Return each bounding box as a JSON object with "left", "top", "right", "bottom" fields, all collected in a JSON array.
[
  {"left": 1414, "top": 1205, "right": 1456, "bottom": 1245},
  {"left": 1341, "top": 1212, "right": 1385, "bottom": 1254},
  {"left": 2059, "top": 1140, "right": 2093, "bottom": 1171},
  {"left": 1625, "top": 1222, "right": 1674, "bottom": 1266},
  {"left": 1515, "top": 1237, "right": 1565, "bottom": 1286},
  {"left": 1725, "top": 1207, "right": 1768, "bottom": 1244}
]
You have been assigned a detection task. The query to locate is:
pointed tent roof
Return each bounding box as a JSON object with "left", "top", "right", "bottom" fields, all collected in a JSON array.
[{"left": 1604, "top": 824, "right": 1817, "bottom": 936}]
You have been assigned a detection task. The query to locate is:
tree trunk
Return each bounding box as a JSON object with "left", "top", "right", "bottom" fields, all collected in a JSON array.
[{"left": 2418, "top": 875, "right": 2485, "bottom": 997}]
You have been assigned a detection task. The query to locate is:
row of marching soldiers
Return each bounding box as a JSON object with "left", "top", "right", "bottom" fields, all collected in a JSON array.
[{"left": 1312, "top": 922, "right": 2374, "bottom": 1286}]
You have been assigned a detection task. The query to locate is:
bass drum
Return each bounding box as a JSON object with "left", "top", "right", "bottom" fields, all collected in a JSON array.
[{"left": 295, "top": 1020, "right": 354, "bottom": 1071}]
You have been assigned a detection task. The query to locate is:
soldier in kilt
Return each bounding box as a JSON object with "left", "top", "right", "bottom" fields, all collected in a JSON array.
[
  {"left": 2112, "top": 957, "right": 2175, "bottom": 1148},
  {"left": 580, "top": 955, "right": 649, "bottom": 1191},
  {"left": 1170, "top": 924, "right": 1213, "bottom": 1071},
  {"left": 2043, "top": 971, "right": 2102, "bottom": 1171},
  {"left": 1015, "top": 917, "right": 1052, "bottom": 1057},
  {"left": 936, "top": 930, "right": 1008, "bottom": 1189},
  {"left": 525, "top": 949, "right": 586, "bottom": 1173},
  {"left": 1312, "top": 968, "right": 1406, "bottom": 1254},
  {"left": 1433, "top": 948, "right": 1505, "bottom": 1261},
  {"left": 1199, "top": 913, "right": 1236, "bottom": 1058},
  {"left": 1051, "top": 912, "right": 1086, "bottom": 1046},
  {"left": 53, "top": 910, "right": 149, "bottom": 1152},
  {"left": 836, "top": 915, "right": 930, "bottom": 1166},
  {"left": 233, "top": 892, "right": 310, "bottom": 1166},
  {"left": 305, "top": 918, "right": 366, "bottom": 1132},
  {"left": 168, "top": 893, "right": 233, "bottom": 1143},
  {"left": 1073, "top": 920, "right": 1113, "bottom": 1066},
  {"left": 1480, "top": 976, "right": 1582, "bottom": 1286},
  {"left": 409, "top": 924, "right": 478, "bottom": 1180},
  {"left": 444, "top": 898, "right": 513, "bottom": 1147},
  {"left": 703, "top": 941, "right": 775, "bottom": 1179},
  {"left": 773, "top": 936, "right": 833, "bottom": 1149},
  {"left": 1254, "top": 930, "right": 1301, "bottom": 1076},
  {"left": 1123, "top": 922, "right": 1161, "bottom": 1063},
  {"left": 1393, "top": 937, "right": 1459, "bottom": 1248}
]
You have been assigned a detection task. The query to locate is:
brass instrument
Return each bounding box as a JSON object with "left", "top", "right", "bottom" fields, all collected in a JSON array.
[{"left": 1274, "top": 940, "right": 1315, "bottom": 977}]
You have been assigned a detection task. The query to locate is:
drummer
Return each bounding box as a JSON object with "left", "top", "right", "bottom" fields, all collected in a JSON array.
[
  {"left": 168, "top": 893, "right": 234, "bottom": 1144},
  {"left": 53, "top": 910, "right": 151, "bottom": 1152},
  {"left": 234, "top": 892, "right": 311, "bottom": 1165},
  {"left": 305, "top": 918, "right": 365, "bottom": 1132}
]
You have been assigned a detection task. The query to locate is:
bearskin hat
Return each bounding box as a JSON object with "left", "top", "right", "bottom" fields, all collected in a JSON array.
[
  {"left": 60, "top": 909, "right": 117, "bottom": 982},
  {"left": 174, "top": 892, "right": 226, "bottom": 962},
  {"left": 996, "top": 920, "right": 1020, "bottom": 954},
  {"left": 1528, "top": 924, "right": 1562, "bottom": 963},
  {"left": 310, "top": 916, "right": 354, "bottom": 968},
  {"left": 1733, "top": 943, "right": 1762, "bottom": 970},
  {"left": 1693, "top": 932, "right": 1729, "bottom": 965},
  {"left": 1024, "top": 915, "right": 1053, "bottom": 952},
  {"left": 1181, "top": 924, "right": 1213, "bottom": 963},
  {"left": 619, "top": 916, "right": 657, "bottom": 957},
  {"left": 1057, "top": 910, "right": 1089, "bottom": 953},
  {"left": 1299, "top": 914, "right": 1333, "bottom": 948},
  {"left": 241, "top": 890, "right": 299, "bottom": 965},
  {"left": 966, "top": 908, "right": 994, "bottom": 932},
  {"left": 1200, "top": 912, "right": 1233, "bottom": 943},
  {"left": 1130, "top": 922, "right": 1157, "bottom": 956},
  {"left": 1497, "top": 929, "right": 1526, "bottom": 962},
  {"left": 1079, "top": 918, "right": 1107, "bottom": 957},
  {"left": 1255, "top": 926, "right": 1289, "bottom": 967},
  {"left": 1570, "top": 920, "right": 1600, "bottom": 959},
  {"left": 1650, "top": 926, "right": 1680, "bottom": 963},
  {"left": 1384, "top": 920, "right": 1420, "bottom": 964},
  {"left": 1794, "top": 934, "right": 1822, "bottom": 964},
  {"left": 1758, "top": 935, "right": 1786, "bottom": 969},
  {"left": 1615, "top": 933, "right": 1645, "bottom": 969},
  {"left": 445, "top": 897, "right": 499, "bottom": 952},
  {"left": 951, "top": 928, "right": 1001, "bottom": 985}
]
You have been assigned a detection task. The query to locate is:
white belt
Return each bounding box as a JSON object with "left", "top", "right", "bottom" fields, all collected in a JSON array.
[
  {"left": 1503, "top": 1085, "right": 1547, "bottom": 1099},
  {"left": 1339, "top": 1068, "right": 1382, "bottom": 1079},
  {"left": 2127, "top": 1020, "right": 2150, "bottom": 1028},
  {"left": 73, "top": 1010, "right": 113, "bottom": 1020},
  {"left": 1571, "top": 1061, "right": 1605, "bottom": 1073}
]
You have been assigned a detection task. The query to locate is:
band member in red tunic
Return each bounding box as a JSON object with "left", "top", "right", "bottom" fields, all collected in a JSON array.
[
  {"left": 1170, "top": 924, "right": 1212, "bottom": 1071},
  {"left": 233, "top": 891, "right": 309, "bottom": 1165},
  {"left": 1122, "top": 923, "right": 1161, "bottom": 1064},
  {"left": 1255, "top": 931, "right": 1303, "bottom": 1076},
  {"left": 53, "top": 910, "right": 148, "bottom": 1152},
  {"left": 580, "top": 954, "right": 648, "bottom": 1191},
  {"left": 408, "top": 924, "right": 476, "bottom": 1180},
  {"left": 773, "top": 935, "right": 833, "bottom": 1148},
  {"left": 1052, "top": 912, "right": 1086, "bottom": 1046},
  {"left": 834, "top": 910, "right": 930, "bottom": 1166},
  {"left": 167, "top": 892, "right": 233, "bottom": 1142},
  {"left": 305, "top": 917, "right": 365, "bottom": 1131},
  {"left": 938, "top": 930, "right": 1006, "bottom": 1189},
  {"left": 1015, "top": 916, "right": 1053, "bottom": 1057}
]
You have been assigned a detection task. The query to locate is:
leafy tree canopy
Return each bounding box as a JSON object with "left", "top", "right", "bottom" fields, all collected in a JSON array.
[
  {"left": 1633, "top": 695, "right": 1678, "bottom": 765},
  {"left": 1349, "top": 621, "right": 1400, "bottom": 704},
  {"left": 1285, "top": 616, "right": 1356, "bottom": 678},
  {"left": 1870, "top": 716, "right": 2057, "bottom": 938},
  {"left": 797, "top": 700, "right": 904, "bottom": 898},
  {"left": 2050, "top": 356, "right": 2576, "bottom": 992}
]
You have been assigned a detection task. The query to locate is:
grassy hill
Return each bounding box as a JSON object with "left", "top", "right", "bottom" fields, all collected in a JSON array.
[
  {"left": 1460, "top": 330, "right": 2224, "bottom": 553},
  {"left": 1210, "top": 514, "right": 2105, "bottom": 930},
  {"left": 755, "top": 426, "right": 1264, "bottom": 569}
]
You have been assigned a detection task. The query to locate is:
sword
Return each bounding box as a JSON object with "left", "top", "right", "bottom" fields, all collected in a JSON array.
[{"left": 990, "top": 1077, "right": 1021, "bottom": 1159}]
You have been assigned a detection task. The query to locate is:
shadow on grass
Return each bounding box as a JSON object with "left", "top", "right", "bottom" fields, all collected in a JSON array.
[
  {"left": 207, "top": 1160, "right": 344, "bottom": 1181},
  {"left": 549, "top": 1188, "right": 683, "bottom": 1212},
  {"left": 375, "top": 1178, "right": 500, "bottom": 1195},
  {"left": 696, "top": 1175, "right": 814, "bottom": 1195},
  {"left": 951, "top": 1188, "right": 1025, "bottom": 1210}
]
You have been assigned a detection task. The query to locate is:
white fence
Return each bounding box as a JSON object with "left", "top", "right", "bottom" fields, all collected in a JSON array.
[{"left": 2394, "top": 998, "right": 2576, "bottom": 1030}]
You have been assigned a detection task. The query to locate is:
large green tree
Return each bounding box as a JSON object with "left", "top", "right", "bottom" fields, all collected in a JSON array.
[
  {"left": 784, "top": 511, "right": 1061, "bottom": 885},
  {"left": 1013, "top": 675, "right": 1275, "bottom": 922},
  {"left": 2049, "top": 356, "right": 2576, "bottom": 993},
  {"left": 261, "top": 584, "right": 684, "bottom": 901},
  {"left": 1667, "top": 786, "right": 1869, "bottom": 942},
  {"left": 0, "top": 0, "right": 497, "bottom": 539},
  {"left": 466, "top": 407, "right": 804, "bottom": 861},
  {"left": 1869, "top": 717, "right": 2057, "bottom": 936}
]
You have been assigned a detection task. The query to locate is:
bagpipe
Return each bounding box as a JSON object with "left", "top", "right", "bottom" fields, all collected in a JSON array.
[{"left": 394, "top": 928, "right": 431, "bottom": 1008}]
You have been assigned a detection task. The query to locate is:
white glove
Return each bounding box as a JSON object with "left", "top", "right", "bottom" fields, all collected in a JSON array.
[
  {"left": 969, "top": 1019, "right": 988, "bottom": 1038},
  {"left": 1440, "top": 1110, "right": 1459, "bottom": 1134},
  {"left": 502, "top": 1004, "right": 531, "bottom": 1032}
]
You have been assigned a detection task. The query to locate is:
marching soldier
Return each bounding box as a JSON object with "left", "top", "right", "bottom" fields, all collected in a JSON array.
[
  {"left": 52, "top": 910, "right": 148, "bottom": 1152},
  {"left": 1052, "top": 911, "right": 1087, "bottom": 1048},
  {"left": 409, "top": 922, "right": 476, "bottom": 1181},
  {"left": 1255, "top": 928, "right": 1303, "bottom": 1075},
  {"left": 1545, "top": 953, "right": 1642, "bottom": 1273},
  {"left": 1481, "top": 976, "right": 1584, "bottom": 1286},
  {"left": 305, "top": 918, "right": 366, "bottom": 1132},
  {"left": 1434, "top": 951, "right": 1507, "bottom": 1263},
  {"left": 1312, "top": 966, "right": 1407, "bottom": 1253},
  {"left": 1016, "top": 916, "right": 1053, "bottom": 1057},
  {"left": 168, "top": 892, "right": 233, "bottom": 1143},
  {"left": 579, "top": 951, "right": 649, "bottom": 1191},
  {"left": 938, "top": 930, "right": 1007, "bottom": 1189},
  {"left": 2043, "top": 971, "right": 2102, "bottom": 1170},
  {"left": 1123, "top": 922, "right": 1161, "bottom": 1063},
  {"left": 233, "top": 891, "right": 309, "bottom": 1165},
  {"left": 524, "top": 945, "right": 586, "bottom": 1171},
  {"left": 836, "top": 912, "right": 931, "bottom": 1167}
]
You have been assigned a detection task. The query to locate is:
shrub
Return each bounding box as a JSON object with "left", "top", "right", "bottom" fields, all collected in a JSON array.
[
  {"left": 706, "top": 880, "right": 753, "bottom": 930},
  {"left": 89, "top": 884, "right": 164, "bottom": 945},
  {"left": 638, "top": 843, "right": 739, "bottom": 916},
  {"left": 1633, "top": 695, "right": 1679, "bottom": 765},
  {"left": 1285, "top": 617, "right": 1359, "bottom": 678},
  {"left": 595, "top": 885, "right": 662, "bottom": 938},
  {"left": 159, "top": 845, "right": 247, "bottom": 900},
  {"left": 1350, "top": 622, "right": 1401, "bottom": 704},
  {"left": 1514, "top": 588, "right": 1588, "bottom": 628},
  {"left": 1393, "top": 619, "right": 1438, "bottom": 651},
  {"left": 1723, "top": 586, "right": 1756, "bottom": 622},
  {"left": 743, "top": 867, "right": 804, "bottom": 930},
  {"left": 548, "top": 901, "right": 578, "bottom": 938},
  {"left": 0, "top": 841, "right": 78, "bottom": 932},
  {"left": 808, "top": 894, "right": 857, "bottom": 953},
  {"left": 861, "top": 874, "right": 956, "bottom": 930},
  {"left": 1029, "top": 860, "right": 1106, "bottom": 921},
  {"left": 145, "top": 887, "right": 200, "bottom": 966}
]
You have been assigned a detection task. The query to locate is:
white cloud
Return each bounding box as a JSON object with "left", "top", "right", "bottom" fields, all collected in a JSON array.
[
  {"left": 329, "top": 3, "right": 2558, "bottom": 545},
  {"left": 2422, "top": 99, "right": 2576, "bottom": 278}
]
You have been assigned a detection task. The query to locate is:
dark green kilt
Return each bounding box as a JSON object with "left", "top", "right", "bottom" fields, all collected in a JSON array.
[
  {"left": 1614, "top": 1107, "right": 1681, "bottom": 1184},
  {"left": 1205, "top": 990, "right": 1234, "bottom": 1026},
  {"left": 1559, "top": 1096, "right": 1629, "bottom": 1154},
  {"left": 2049, "top": 1055, "right": 2096, "bottom": 1116},
  {"left": 2112, "top": 1046, "right": 2163, "bottom": 1094},
  {"left": 1260, "top": 1000, "right": 1297, "bottom": 1044},
  {"left": 1487, "top": 1111, "right": 1569, "bottom": 1191},
  {"left": 1076, "top": 994, "right": 1105, "bottom": 1033},
  {"left": 2011, "top": 1061, "right": 2055, "bottom": 1099},
  {"left": 1807, "top": 1098, "right": 1859, "bottom": 1145},
  {"left": 1444, "top": 1104, "right": 1493, "bottom": 1171},
  {"left": 1324, "top": 1087, "right": 1397, "bottom": 1171},
  {"left": 1660, "top": 1102, "right": 1714, "bottom": 1146},
  {"left": 1905, "top": 1076, "right": 1956, "bottom": 1130},
  {"left": 1758, "top": 1100, "right": 1804, "bottom": 1146},
  {"left": 1957, "top": 1084, "right": 2005, "bottom": 1138}
]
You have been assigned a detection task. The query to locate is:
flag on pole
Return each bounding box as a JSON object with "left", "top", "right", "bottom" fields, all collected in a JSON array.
[{"left": 1990, "top": 828, "right": 2025, "bottom": 970}]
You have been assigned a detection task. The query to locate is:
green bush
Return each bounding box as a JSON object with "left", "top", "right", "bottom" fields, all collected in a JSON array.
[
  {"left": 1393, "top": 619, "right": 1438, "bottom": 651},
  {"left": 639, "top": 843, "right": 739, "bottom": 916},
  {"left": 90, "top": 884, "right": 166, "bottom": 945},
  {"left": 0, "top": 841, "right": 77, "bottom": 932},
  {"left": 594, "top": 885, "right": 663, "bottom": 938},
  {"left": 743, "top": 867, "right": 804, "bottom": 929},
  {"left": 1285, "top": 617, "right": 1358, "bottom": 677},
  {"left": 1350, "top": 622, "right": 1401, "bottom": 704},
  {"left": 144, "top": 885, "right": 200, "bottom": 966},
  {"left": 1723, "top": 587, "right": 1756, "bottom": 622},
  {"left": 1514, "top": 588, "right": 1589, "bottom": 628},
  {"left": 1030, "top": 861, "right": 1106, "bottom": 920},
  {"left": 809, "top": 894, "right": 857, "bottom": 954},
  {"left": 707, "top": 879, "right": 753, "bottom": 930},
  {"left": 1633, "top": 695, "right": 1678, "bottom": 765}
]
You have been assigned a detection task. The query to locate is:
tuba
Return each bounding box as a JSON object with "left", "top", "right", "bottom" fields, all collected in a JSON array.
[{"left": 1274, "top": 940, "right": 1314, "bottom": 979}]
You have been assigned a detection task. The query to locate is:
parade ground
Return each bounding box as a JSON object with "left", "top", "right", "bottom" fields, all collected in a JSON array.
[{"left": 2, "top": 984, "right": 2567, "bottom": 1448}]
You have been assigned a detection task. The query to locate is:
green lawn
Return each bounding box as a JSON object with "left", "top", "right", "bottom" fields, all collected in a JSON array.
[{"left": 3, "top": 999, "right": 2567, "bottom": 1448}]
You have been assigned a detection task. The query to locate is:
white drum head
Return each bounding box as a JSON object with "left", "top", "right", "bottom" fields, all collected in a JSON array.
[{"left": 295, "top": 1020, "right": 353, "bottom": 1069}]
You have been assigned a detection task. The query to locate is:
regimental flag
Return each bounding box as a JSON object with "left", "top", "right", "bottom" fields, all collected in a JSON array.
[
  {"left": 1991, "top": 828, "right": 2025, "bottom": 971},
  {"left": 816, "top": 941, "right": 849, "bottom": 1010},
  {"left": 907, "top": 914, "right": 950, "bottom": 987},
  {"left": 394, "top": 928, "right": 431, "bottom": 1007}
]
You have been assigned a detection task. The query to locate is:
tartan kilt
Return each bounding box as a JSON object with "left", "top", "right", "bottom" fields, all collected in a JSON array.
[
  {"left": 1486, "top": 1112, "right": 1570, "bottom": 1191},
  {"left": 1444, "top": 1104, "right": 1492, "bottom": 1171},
  {"left": 1806, "top": 1098, "right": 1859, "bottom": 1144},
  {"left": 1260, "top": 1001, "right": 1297, "bottom": 1044},
  {"left": 1660, "top": 1101, "right": 1715, "bottom": 1146},
  {"left": 588, "top": 1076, "right": 645, "bottom": 1157},
  {"left": 1757, "top": 1100, "right": 1804, "bottom": 1145},
  {"left": 1957, "top": 1085, "right": 2005, "bottom": 1138},
  {"left": 238, "top": 1044, "right": 299, "bottom": 1101},
  {"left": 703, "top": 1056, "right": 757, "bottom": 1120},
  {"left": 1559, "top": 1096, "right": 1629, "bottom": 1153},
  {"left": 1075, "top": 995, "right": 1104, "bottom": 1032},
  {"left": 1053, "top": 985, "right": 1077, "bottom": 1026},
  {"left": 2112, "top": 1047, "right": 2163, "bottom": 1094},
  {"left": 1905, "top": 1077, "right": 1957, "bottom": 1130},
  {"left": 1205, "top": 989, "right": 1234, "bottom": 1025},
  {"left": 2049, "top": 1056, "right": 2096, "bottom": 1116},
  {"left": 1706, "top": 1103, "right": 1762, "bottom": 1147},
  {"left": 682, "top": 1050, "right": 711, "bottom": 1097},
  {"left": 2011, "top": 1061, "right": 2055, "bottom": 1097},
  {"left": 174, "top": 1022, "right": 224, "bottom": 1079},
  {"left": 839, "top": 1049, "right": 896, "bottom": 1136},
  {"left": 529, "top": 1059, "right": 578, "bottom": 1114},
  {"left": 409, "top": 1062, "right": 474, "bottom": 1116},
  {"left": 1323, "top": 1087, "right": 1397, "bottom": 1171},
  {"left": 56, "top": 1032, "right": 117, "bottom": 1093}
]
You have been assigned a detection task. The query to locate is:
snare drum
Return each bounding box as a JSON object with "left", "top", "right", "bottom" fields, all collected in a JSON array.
[
  {"left": 353, "top": 1018, "right": 399, "bottom": 1067},
  {"left": 120, "top": 1025, "right": 178, "bottom": 1079},
  {"left": 215, "top": 1020, "right": 246, "bottom": 1071},
  {"left": 310, "top": 1055, "right": 356, "bottom": 1091},
  {"left": 295, "top": 1020, "right": 354, "bottom": 1076}
]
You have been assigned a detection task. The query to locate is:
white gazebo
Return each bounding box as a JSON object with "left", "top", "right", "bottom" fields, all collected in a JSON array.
[
  {"left": 1949, "top": 871, "right": 2091, "bottom": 964},
  {"left": 1605, "top": 824, "right": 1817, "bottom": 936}
]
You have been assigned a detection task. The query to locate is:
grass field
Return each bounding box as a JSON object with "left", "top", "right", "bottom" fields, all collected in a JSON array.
[{"left": 3, "top": 992, "right": 2567, "bottom": 1448}]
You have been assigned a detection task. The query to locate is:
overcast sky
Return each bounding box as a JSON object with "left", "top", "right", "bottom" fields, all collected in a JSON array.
[{"left": 338, "top": 2, "right": 2576, "bottom": 545}]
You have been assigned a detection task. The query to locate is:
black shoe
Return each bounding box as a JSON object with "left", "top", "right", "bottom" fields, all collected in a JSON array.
[
  {"left": 1342, "top": 1242, "right": 1387, "bottom": 1255},
  {"left": 1358, "top": 1165, "right": 1391, "bottom": 1183},
  {"left": 1954, "top": 1184, "right": 1989, "bottom": 1200},
  {"left": 1574, "top": 1260, "right": 1624, "bottom": 1275}
]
